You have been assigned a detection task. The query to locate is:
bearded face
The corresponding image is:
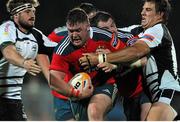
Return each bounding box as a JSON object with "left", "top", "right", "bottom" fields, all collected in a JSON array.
[{"left": 15, "top": 8, "right": 36, "bottom": 31}]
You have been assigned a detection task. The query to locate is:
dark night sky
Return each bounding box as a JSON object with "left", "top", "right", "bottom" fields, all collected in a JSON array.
[{"left": 0, "top": 0, "right": 180, "bottom": 74}]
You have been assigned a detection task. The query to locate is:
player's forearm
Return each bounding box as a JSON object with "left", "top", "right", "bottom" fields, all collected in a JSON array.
[
  {"left": 106, "top": 43, "right": 149, "bottom": 64},
  {"left": 49, "top": 71, "right": 81, "bottom": 98},
  {"left": 130, "top": 57, "right": 147, "bottom": 68},
  {"left": 36, "top": 54, "right": 50, "bottom": 82},
  {"left": 50, "top": 83, "right": 71, "bottom": 97},
  {"left": 49, "top": 70, "right": 75, "bottom": 97},
  {"left": 2, "top": 45, "right": 25, "bottom": 67}
]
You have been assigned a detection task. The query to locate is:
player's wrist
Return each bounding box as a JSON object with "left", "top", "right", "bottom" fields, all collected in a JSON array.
[
  {"left": 98, "top": 53, "right": 107, "bottom": 64},
  {"left": 21, "top": 59, "right": 26, "bottom": 68},
  {"left": 70, "top": 87, "right": 80, "bottom": 98}
]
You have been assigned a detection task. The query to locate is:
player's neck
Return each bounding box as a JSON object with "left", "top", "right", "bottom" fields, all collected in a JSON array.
[
  {"left": 13, "top": 20, "right": 29, "bottom": 34},
  {"left": 18, "top": 26, "right": 29, "bottom": 33}
]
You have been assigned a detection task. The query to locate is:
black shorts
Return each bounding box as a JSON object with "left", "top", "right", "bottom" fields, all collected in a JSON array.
[
  {"left": 123, "top": 91, "right": 150, "bottom": 120},
  {"left": 93, "top": 83, "right": 118, "bottom": 104},
  {"left": 54, "top": 83, "right": 118, "bottom": 121},
  {"left": 0, "top": 97, "right": 27, "bottom": 121}
]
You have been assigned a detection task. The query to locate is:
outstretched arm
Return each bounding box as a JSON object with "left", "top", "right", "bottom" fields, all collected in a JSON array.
[
  {"left": 2, "top": 44, "right": 41, "bottom": 75},
  {"left": 106, "top": 41, "right": 149, "bottom": 63},
  {"left": 36, "top": 54, "right": 50, "bottom": 82},
  {"left": 79, "top": 41, "right": 150, "bottom": 67}
]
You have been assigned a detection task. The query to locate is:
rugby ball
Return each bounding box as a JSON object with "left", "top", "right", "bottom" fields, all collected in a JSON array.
[{"left": 69, "top": 72, "right": 91, "bottom": 92}]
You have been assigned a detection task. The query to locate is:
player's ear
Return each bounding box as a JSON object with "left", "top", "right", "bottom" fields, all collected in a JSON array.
[
  {"left": 13, "top": 13, "right": 18, "bottom": 19},
  {"left": 86, "top": 21, "right": 90, "bottom": 30},
  {"left": 87, "top": 28, "right": 90, "bottom": 31},
  {"left": 87, "top": 25, "right": 90, "bottom": 31},
  {"left": 14, "top": 13, "right": 19, "bottom": 17}
]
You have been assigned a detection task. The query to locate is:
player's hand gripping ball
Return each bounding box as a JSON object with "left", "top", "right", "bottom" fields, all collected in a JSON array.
[{"left": 69, "top": 72, "right": 92, "bottom": 93}]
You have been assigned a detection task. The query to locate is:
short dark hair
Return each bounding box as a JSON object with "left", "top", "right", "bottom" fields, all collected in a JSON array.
[
  {"left": 79, "top": 2, "right": 97, "bottom": 15},
  {"left": 91, "top": 11, "right": 115, "bottom": 27},
  {"left": 143, "top": 0, "right": 171, "bottom": 24},
  {"left": 66, "top": 8, "right": 89, "bottom": 26},
  {"left": 6, "top": 0, "right": 39, "bottom": 13}
]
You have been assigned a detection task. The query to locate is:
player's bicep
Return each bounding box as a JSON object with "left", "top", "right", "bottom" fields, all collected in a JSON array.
[
  {"left": 1, "top": 44, "right": 17, "bottom": 58},
  {"left": 133, "top": 40, "right": 150, "bottom": 57},
  {"left": 0, "top": 41, "right": 14, "bottom": 52},
  {"left": 50, "top": 70, "right": 66, "bottom": 81},
  {"left": 49, "top": 70, "right": 66, "bottom": 91}
]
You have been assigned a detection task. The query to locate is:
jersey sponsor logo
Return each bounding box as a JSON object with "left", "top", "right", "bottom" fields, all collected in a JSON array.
[
  {"left": 4, "top": 23, "right": 11, "bottom": 32},
  {"left": 32, "top": 44, "right": 37, "bottom": 51}
]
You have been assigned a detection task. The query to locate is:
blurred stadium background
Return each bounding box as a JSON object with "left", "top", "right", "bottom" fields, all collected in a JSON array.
[{"left": 0, "top": 0, "right": 179, "bottom": 120}]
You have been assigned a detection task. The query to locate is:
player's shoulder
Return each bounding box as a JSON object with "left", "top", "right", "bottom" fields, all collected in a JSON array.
[
  {"left": 118, "top": 25, "right": 141, "bottom": 32},
  {"left": 118, "top": 25, "right": 143, "bottom": 36},
  {"left": 91, "top": 27, "right": 112, "bottom": 41},
  {"left": 54, "top": 26, "right": 68, "bottom": 36},
  {"left": 31, "top": 27, "right": 51, "bottom": 41},
  {"left": 147, "top": 23, "right": 163, "bottom": 32},
  {"left": 144, "top": 23, "right": 164, "bottom": 37},
  {"left": 54, "top": 35, "right": 74, "bottom": 56},
  {"left": 31, "top": 27, "right": 44, "bottom": 35},
  {"left": 0, "top": 20, "right": 15, "bottom": 33}
]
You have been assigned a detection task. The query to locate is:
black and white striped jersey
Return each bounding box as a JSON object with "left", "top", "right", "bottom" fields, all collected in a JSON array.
[
  {"left": 0, "top": 20, "right": 57, "bottom": 99},
  {"left": 138, "top": 23, "right": 179, "bottom": 102}
]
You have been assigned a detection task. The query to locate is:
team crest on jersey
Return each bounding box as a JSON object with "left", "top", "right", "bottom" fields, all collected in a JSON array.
[{"left": 32, "top": 45, "right": 37, "bottom": 51}]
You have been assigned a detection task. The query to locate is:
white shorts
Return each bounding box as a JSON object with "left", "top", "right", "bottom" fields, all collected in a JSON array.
[{"left": 157, "top": 89, "right": 180, "bottom": 119}]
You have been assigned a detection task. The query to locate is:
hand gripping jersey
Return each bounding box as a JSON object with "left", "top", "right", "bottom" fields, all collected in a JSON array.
[{"left": 0, "top": 20, "right": 57, "bottom": 99}]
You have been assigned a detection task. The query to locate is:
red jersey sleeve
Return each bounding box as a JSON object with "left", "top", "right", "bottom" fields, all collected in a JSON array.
[{"left": 48, "top": 31, "right": 65, "bottom": 43}]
